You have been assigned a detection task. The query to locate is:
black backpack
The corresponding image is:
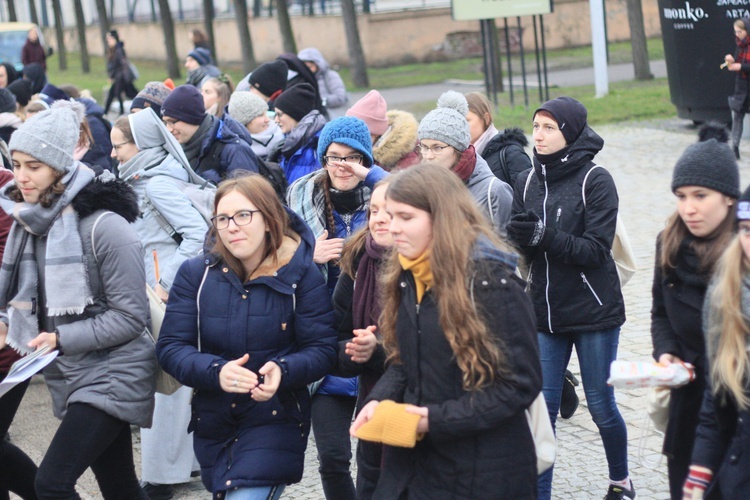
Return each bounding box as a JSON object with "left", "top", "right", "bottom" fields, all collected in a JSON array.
[{"left": 198, "top": 140, "right": 288, "bottom": 204}]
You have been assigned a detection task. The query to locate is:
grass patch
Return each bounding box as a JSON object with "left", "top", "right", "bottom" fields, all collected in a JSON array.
[{"left": 403, "top": 77, "right": 673, "bottom": 128}]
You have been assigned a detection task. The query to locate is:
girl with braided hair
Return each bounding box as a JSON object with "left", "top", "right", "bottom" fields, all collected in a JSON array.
[{"left": 287, "top": 116, "right": 387, "bottom": 500}]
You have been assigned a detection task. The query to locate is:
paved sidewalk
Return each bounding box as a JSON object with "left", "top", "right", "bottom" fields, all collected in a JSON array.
[{"left": 11, "top": 116, "right": 745, "bottom": 499}]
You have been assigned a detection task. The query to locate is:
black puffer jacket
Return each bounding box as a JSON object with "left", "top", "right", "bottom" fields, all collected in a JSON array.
[
  {"left": 482, "top": 127, "right": 531, "bottom": 187},
  {"left": 366, "top": 249, "right": 540, "bottom": 499},
  {"left": 511, "top": 126, "right": 625, "bottom": 334}
]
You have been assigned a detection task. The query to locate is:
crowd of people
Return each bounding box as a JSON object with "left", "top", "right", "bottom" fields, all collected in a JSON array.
[{"left": 0, "top": 23, "right": 749, "bottom": 500}]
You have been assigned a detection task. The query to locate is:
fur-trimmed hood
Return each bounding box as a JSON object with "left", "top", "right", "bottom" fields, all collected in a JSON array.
[
  {"left": 373, "top": 109, "right": 419, "bottom": 170},
  {"left": 72, "top": 175, "right": 140, "bottom": 222},
  {"left": 482, "top": 127, "right": 529, "bottom": 157}
]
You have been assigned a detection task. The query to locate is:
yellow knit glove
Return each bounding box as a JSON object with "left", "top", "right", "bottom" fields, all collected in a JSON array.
[{"left": 354, "top": 400, "right": 422, "bottom": 448}]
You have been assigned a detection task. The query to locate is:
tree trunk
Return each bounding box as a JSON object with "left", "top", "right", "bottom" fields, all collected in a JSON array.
[
  {"left": 233, "top": 0, "right": 256, "bottom": 74},
  {"left": 202, "top": 0, "right": 217, "bottom": 63},
  {"left": 8, "top": 0, "right": 18, "bottom": 22},
  {"left": 28, "top": 0, "right": 40, "bottom": 26},
  {"left": 340, "top": 0, "right": 368, "bottom": 87},
  {"left": 157, "top": 0, "right": 181, "bottom": 79},
  {"left": 94, "top": 0, "right": 110, "bottom": 57},
  {"left": 73, "top": 0, "right": 90, "bottom": 72},
  {"left": 626, "top": 0, "right": 653, "bottom": 80},
  {"left": 274, "top": 0, "right": 296, "bottom": 54},
  {"left": 51, "top": 0, "right": 67, "bottom": 71}
]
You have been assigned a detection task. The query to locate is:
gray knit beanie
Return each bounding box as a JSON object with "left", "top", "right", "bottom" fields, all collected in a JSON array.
[
  {"left": 228, "top": 91, "right": 268, "bottom": 125},
  {"left": 418, "top": 90, "right": 471, "bottom": 152},
  {"left": 671, "top": 138, "right": 741, "bottom": 198},
  {"left": 9, "top": 100, "right": 84, "bottom": 173}
]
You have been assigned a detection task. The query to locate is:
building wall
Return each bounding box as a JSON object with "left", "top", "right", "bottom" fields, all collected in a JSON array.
[{"left": 54, "top": 0, "right": 661, "bottom": 68}]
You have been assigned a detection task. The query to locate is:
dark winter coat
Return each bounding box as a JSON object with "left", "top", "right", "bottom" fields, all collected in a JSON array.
[
  {"left": 690, "top": 276, "right": 750, "bottom": 498},
  {"left": 156, "top": 208, "right": 338, "bottom": 497},
  {"left": 366, "top": 246, "right": 541, "bottom": 499},
  {"left": 194, "top": 114, "right": 262, "bottom": 184},
  {"left": 41, "top": 175, "right": 157, "bottom": 428},
  {"left": 510, "top": 126, "right": 625, "bottom": 334},
  {"left": 482, "top": 127, "right": 532, "bottom": 187},
  {"left": 78, "top": 98, "right": 114, "bottom": 173},
  {"left": 106, "top": 42, "right": 133, "bottom": 86},
  {"left": 650, "top": 234, "right": 708, "bottom": 465},
  {"left": 21, "top": 39, "right": 46, "bottom": 70},
  {"left": 729, "top": 29, "right": 750, "bottom": 113}
]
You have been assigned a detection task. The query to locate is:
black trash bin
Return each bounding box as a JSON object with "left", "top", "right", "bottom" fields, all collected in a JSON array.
[{"left": 658, "top": 0, "right": 738, "bottom": 124}]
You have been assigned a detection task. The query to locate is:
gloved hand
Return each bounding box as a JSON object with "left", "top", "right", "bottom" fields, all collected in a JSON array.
[
  {"left": 506, "top": 210, "right": 552, "bottom": 248},
  {"left": 682, "top": 465, "right": 712, "bottom": 500}
]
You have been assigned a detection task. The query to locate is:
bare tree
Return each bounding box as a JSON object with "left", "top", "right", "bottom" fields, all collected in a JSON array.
[
  {"left": 340, "top": 0, "right": 368, "bottom": 87},
  {"left": 157, "top": 0, "right": 181, "bottom": 79},
  {"left": 275, "top": 0, "right": 296, "bottom": 54},
  {"left": 8, "top": 0, "right": 17, "bottom": 22},
  {"left": 94, "top": 0, "right": 111, "bottom": 57},
  {"left": 51, "top": 0, "right": 67, "bottom": 70},
  {"left": 27, "top": 0, "right": 39, "bottom": 25},
  {"left": 202, "top": 0, "right": 218, "bottom": 62},
  {"left": 73, "top": 0, "right": 90, "bottom": 73},
  {"left": 626, "top": 0, "right": 652, "bottom": 80},
  {"left": 233, "top": 0, "right": 257, "bottom": 73}
]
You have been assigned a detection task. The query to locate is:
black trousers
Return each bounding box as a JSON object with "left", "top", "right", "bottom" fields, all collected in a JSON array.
[{"left": 0, "top": 377, "right": 37, "bottom": 500}]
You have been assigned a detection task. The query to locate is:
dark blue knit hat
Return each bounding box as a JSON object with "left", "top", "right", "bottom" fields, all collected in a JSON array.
[
  {"left": 161, "top": 85, "right": 206, "bottom": 125},
  {"left": 39, "top": 83, "right": 70, "bottom": 106},
  {"left": 317, "top": 116, "right": 373, "bottom": 168},
  {"left": 187, "top": 47, "right": 212, "bottom": 66}
]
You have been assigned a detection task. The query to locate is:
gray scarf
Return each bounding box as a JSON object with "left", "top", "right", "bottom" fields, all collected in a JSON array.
[
  {"left": 183, "top": 114, "right": 214, "bottom": 169},
  {"left": 0, "top": 163, "right": 96, "bottom": 354},
  {"left": 118, "top": 147, "right": 168, "bottom": 181}
]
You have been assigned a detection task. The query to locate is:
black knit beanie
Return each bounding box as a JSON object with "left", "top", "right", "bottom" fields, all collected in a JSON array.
[
  {"left": 160, "top": 85, "right": 206, "bottom": 125},
  {"left": 0, "top": 88, "right": 16, "bottom": 114},
  {"left": 671, "top": 138, "right": 740, "bottom": 198},
  {"left": 248, "top": 60, "right": 288, "bottom": 101},
  {"left": 534, "top": 96, "right": 588, "bottom": 144},
  {"left": 274, "top": 83, "right": 316, "bottom": 122},
  {"left": 7, "top": 78, "right": 32, "bottom": 107}
]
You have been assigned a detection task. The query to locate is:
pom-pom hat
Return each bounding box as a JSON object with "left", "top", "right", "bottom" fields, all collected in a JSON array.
[{"left": 417, "top": 90, "right": 471, "bottom": 152}]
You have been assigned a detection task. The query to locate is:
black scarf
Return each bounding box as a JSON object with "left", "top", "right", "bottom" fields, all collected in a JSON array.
[
  {"left": 329, "top": 182, "right": 368, "bottom": 215},
  {"left": 183, "top": 115, "right": 214, "bottom": 168}
]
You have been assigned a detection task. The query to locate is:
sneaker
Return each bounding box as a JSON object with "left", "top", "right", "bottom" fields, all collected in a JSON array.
[
  {"left": 559, "top": 369, "right": 580, "bottom": 419},
  {"left": 141, "top": 482, "right": 174, "bottom": 500},
  {"left": 604, "top": 481, "right": 636, "bottom": 500}
]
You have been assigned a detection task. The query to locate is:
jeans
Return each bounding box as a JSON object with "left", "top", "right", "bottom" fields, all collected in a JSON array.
[
  {"left": 225, "top": 485, "right": 285, "bottom": 500},
  {"left": 35, "top": 403, "right": 147, "bottom": 500},
  {"left": 536, "top": 327, "right": 629, "bottom": 500},
  {"left": 0, "top": 378, "right": 37, "bottom": 500},
  {"left": 311, "top": 394, "right": 357, "bottom": 500}
]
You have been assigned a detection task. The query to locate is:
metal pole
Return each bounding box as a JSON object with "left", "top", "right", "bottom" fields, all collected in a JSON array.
[
  {"left": 590, "top": 0, "right": 609, "bottom": 97},
  {"left": 503, "top": 17, "right": 514, "bottom": 106},
  {"left": 540, "top": 15, "right": 549, "bottom": 102},
  {"left": 533, "top": 15, "right": 543, "bottom": 102},
  {"left": 517, "top": 16, "right": 529, "bottom": 108}
]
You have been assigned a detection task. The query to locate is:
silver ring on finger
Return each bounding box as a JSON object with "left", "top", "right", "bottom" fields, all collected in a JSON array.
[{"left": 233, "top": 379, "right": 239, "bottom": 388}]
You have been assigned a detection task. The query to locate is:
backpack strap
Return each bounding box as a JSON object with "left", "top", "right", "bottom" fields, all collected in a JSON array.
[
  {"left": 486, "top": 177, "right": 496, "bottom": 224},
  {"left": 498, "top": 146, "right": 511, "bottom": 185},
  {"left": 581, "top": 164, "right": 602, "bottom": 208},
  {"left": 143, "top": 180, "right": 183, "bottom": 245},
  {"left": 196, "top": 264, "right": 210, "bottom": 353},
  {"left": 522, "top": 168, "right": 534, "bottom": 203},
  {"left": 90, "top": 211, "right": 115, "bottom": 263}
]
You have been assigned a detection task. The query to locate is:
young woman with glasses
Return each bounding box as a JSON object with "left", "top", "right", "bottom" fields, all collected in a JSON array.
[
  {"left": 287, "top": 116, "right": 387, "bottom": 500},
  {"left": 350, "top": 164, "right": 541, "bottom": 499},
  {"left": 156, "top": 174, "right": 338, "bottom": 500},
  {"left": 416, "top": 91, "right": 513, "bottom": 234}
]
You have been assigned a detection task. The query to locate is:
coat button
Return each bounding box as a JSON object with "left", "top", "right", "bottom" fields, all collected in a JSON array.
[
  {"left": 217, "top": 494, "right": 223, "bottom": 499},
  {"left": 272, "top": 410, "right": 277, "bottom": 415},
  {"left": 242, "top": 294, "right": 247, "bottom": 299},
  {"left": 500, "top": 278, "right": 507, "bottom": 284},
  {"left": 482, "top": 280, "right": 489, "bottom": 286},
  {"left": 223, "top": 268, "right": 229, "bottom": 273},
  {"left": 231, "top": 403, "right": 236, "bottom": 408},
  {"left": 400, "top": 282, "right": 406, "bottom": 288},
  {"left": 730, "top": 454, "right": 738, "bottom": 463},
  {"left": 226, "top": 480, "right": 232, "bottom": 486},
  {"left": 292, "top": 283, "right": 297, "bottom": 289}
]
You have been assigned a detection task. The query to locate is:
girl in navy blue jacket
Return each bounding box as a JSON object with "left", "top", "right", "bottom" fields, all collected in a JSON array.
[{"left": 156, "top": 174, "right": 338, "bottom": 500}]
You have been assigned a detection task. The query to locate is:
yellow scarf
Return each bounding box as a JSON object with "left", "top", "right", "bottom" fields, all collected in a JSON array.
[{"left": 398, "top": 251, "right": 433, "bottom": 304}]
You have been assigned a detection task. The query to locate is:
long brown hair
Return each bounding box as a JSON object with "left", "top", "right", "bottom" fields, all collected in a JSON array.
[
  {"left": 659, "top": 206, "right": 736, "bottom": 275},
  {"left": 707, "top": 233, "right": 750, "bottom": 409},
  {"left": 339, "top": 177, "right": 393, "bottom": 279},
  {"left": 211, "top": 174, "right": 291, "bottom": 280},
  {"left": 379, "top": 164, "right": 514, "bottom": 390}
]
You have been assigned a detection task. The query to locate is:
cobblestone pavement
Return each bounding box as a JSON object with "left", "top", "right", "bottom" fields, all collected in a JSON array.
[{"left": 10, "top": 118, "right": 745, "bottom": 499}]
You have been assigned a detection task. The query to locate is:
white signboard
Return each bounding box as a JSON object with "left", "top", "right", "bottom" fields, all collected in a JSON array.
[{"left": 452, "top": 0, "right": 553, "bottom": 21}]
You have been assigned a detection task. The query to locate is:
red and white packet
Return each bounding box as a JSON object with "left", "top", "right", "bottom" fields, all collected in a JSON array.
[{"left": 607, "top": 360, "right": 695, "bottom": 389}]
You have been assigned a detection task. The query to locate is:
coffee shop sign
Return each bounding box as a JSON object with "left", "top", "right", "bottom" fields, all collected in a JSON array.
[{"left": 663, "top": 2, "right": 707, "bottom": 21}]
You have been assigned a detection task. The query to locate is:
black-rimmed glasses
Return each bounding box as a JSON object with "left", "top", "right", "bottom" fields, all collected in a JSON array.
[
  {"left": 323, "top": 154, "right": 364, "bottom": 166},
  {"left": 211, "top": 210, "right": 260, "bottom": 230}
]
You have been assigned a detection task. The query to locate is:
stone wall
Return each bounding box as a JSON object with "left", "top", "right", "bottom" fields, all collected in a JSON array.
[{"left": 57, "top": 0, "right": 661, "bottom": 67}]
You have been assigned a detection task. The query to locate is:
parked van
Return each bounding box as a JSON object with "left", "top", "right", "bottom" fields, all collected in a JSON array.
[{"left": 0, "top": 22, "right": 49, "bottom": 71}]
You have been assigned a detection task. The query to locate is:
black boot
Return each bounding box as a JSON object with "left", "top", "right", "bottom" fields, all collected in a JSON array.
[{"left": 734, "top": 145, "right": 740, "bottom": 160}]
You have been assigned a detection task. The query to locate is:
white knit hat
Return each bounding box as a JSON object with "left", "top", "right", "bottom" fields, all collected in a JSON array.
[
  {"left": 228, "top": 91, "right": 268, "bottom": 126},
  {"left": 9, "top": 100, "right": 84, "bottom": 172}
]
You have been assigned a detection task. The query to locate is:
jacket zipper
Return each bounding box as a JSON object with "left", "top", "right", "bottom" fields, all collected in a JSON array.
[
  {"left": 415, "top": 301, "right": 422, "bottom": 405},
  {"left": 580, "top": 272, "right": 603, "bottom": 306},
  {"left": 541, "top": 164, "right": 553, "bottom": 333},
  {"left": 555, "top": 207, "right": 562, "bottom": 227}
]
